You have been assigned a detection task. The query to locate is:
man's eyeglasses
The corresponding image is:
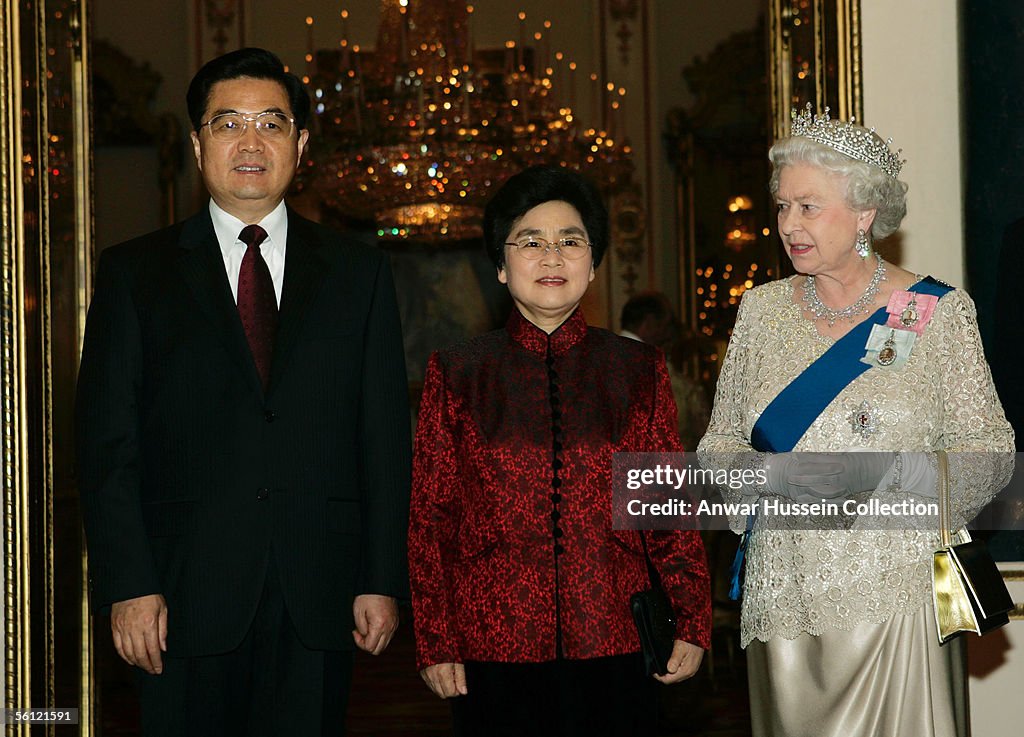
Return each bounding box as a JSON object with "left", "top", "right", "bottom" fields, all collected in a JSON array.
[
  {"left": 504, "top": 236, "right": 592, "bottom": 260},
  {"left": 199, "top": 112, "right": 295, "bottom": 141}
]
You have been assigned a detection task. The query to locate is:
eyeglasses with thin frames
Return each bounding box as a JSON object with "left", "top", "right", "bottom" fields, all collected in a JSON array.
[
  {"left": 199, "top": 111, "right": 296, "bottom": 141},
  {"left": 504, "top": 236, "right": 592, "bottom": 260}
]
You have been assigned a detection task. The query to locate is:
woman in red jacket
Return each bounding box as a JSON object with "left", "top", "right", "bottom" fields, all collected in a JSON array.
[{"left": 408, "top": 165, "right": 711, "bottom": 736}]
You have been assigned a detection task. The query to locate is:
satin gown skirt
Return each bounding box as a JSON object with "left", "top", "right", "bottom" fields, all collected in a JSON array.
[{"left": 746, "top": 604, "right": 968, "bottom": 737}]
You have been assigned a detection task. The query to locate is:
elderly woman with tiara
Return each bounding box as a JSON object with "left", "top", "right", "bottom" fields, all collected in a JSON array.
[{"left": 698, "top": 105, "right": 1014, "bottom": 737}]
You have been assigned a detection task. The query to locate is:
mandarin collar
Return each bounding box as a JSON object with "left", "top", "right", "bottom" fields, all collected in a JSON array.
[{"left": 507, "top": 307, "right": 587, "bottom": 357}]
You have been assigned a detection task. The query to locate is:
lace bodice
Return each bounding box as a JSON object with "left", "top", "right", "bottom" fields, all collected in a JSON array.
[{"left": 698, "top": 278, "right": 1014, "bottom": 645}]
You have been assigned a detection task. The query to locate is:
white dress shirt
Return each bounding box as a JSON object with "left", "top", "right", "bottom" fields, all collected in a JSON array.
[{"left": 209, "top": 199, "right": 287, "bottom": 306}]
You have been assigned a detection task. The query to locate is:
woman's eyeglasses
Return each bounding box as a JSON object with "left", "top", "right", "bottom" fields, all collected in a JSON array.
[{"left": 504, "top": 237, "right": 592, "bottom": 260}]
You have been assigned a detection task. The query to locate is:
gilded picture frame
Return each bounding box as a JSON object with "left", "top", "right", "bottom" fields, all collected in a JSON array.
[{"left": 769, "top": 0, "right": 863, "bottom": 138}]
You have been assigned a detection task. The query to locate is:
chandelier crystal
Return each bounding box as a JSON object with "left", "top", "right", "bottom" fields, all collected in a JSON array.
[{"left": 299, "top": 0, "right": 634, "bottom": 242}]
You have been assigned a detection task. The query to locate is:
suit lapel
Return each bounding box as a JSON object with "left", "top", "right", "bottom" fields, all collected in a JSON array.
[
  {"left": 267, "top": 210, "right": 329, "bottom": 393},
  {"left": 176, "top": 211, "right": 265, "bottom": 397}
]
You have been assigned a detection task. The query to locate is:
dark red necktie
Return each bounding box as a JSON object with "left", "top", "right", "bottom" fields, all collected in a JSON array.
[{"left": 237, "top": 224, "right": 278, "bottom": 390}]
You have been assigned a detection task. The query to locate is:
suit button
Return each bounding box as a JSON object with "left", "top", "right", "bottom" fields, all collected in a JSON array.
[
  {"left": 553, "top": 527, "right": 564, "bottom": 538},
  {"left": 257, "top": 487, "right": 270, "bottom": 501},
  {"left": 554, "top": 544, "right": 565, "bottom": 556},
  {"left": 264, "top": 410, "right": 276, "bottom": 423}
]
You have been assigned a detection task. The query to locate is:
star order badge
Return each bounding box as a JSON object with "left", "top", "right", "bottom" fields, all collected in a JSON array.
[{"left": 850, "top": 400, "right": 878, "bottom": 437}]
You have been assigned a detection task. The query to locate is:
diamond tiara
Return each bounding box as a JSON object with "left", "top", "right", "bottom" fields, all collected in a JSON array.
[{"left": 790, "top": 103, "right": 905, "bottom": 179}]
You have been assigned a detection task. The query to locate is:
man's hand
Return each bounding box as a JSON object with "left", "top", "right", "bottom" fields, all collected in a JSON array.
[
  {"left": 653, "top": 640, "right": 704, "bottom": 684},
  {"left": 352, "top": 594, "right": 399, "bottom": 655},
  {"left": 420, "top": 662, "right": 468, "bottom": 698},
  {"left": 110, "top": 594, "right": 168, "bottom": 675}
]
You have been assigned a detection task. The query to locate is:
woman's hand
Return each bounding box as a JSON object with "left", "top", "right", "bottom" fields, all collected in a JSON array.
[
  {"left": 420, "top": 662, "right": 468, "bottom": 698},
  {"left": 653, "top": 640, "right": 704, "bottom": 684},
  {"left": 765, "top": 451, "right": 895, "bottom": 500}
]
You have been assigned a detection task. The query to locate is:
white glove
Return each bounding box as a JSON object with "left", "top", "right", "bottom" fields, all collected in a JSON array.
[
  {"left": 764, "top": 452, "right": 896, "bottom": 501},
  {"left": 875, "top": 451, "right": 938, "bottom": 497}
]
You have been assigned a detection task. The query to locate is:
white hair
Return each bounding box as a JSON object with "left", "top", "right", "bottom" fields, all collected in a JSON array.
[{"left": 768, "top": 134, "right": 908, "bottom": 239}]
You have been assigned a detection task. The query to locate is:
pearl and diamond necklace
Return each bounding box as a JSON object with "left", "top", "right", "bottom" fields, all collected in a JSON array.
[{"left": 801, "top": 256, "right": 887, "bottom": 326}]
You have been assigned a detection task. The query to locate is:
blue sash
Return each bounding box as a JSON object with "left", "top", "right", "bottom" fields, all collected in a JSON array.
[
  {"left": 751, "top": 276, "right": 952, "bottom": 452},
  {"left": 728, "top": 276, "right": 953, "bottom": 599}
]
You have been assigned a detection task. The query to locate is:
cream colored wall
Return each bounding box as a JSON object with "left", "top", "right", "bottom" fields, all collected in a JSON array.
[
  {"left": 862, "top": 9, "right": 1024, "bottom": 733},
  {"left": 860, "top": 0, "right": 964, "bottom": 286},
  {"left": 968, "top": 569, "right": 1024, "bottom": 735}
]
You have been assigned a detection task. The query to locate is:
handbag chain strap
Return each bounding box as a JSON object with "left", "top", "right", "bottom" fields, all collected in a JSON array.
[
  {"left": 638, "top": 531, "right": 664, "bottom": 590},
  {"left": 938, "top": 449, "right": 951, "bottom": 548}
]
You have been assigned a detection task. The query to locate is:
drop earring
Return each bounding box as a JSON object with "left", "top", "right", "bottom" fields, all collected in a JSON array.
[{"left": 855, "top": 228, "right": 871, "bottom": 259}]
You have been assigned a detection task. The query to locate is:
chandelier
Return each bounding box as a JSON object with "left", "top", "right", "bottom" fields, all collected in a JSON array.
[{"left": 298, "top": 0, "right": 634, "bottom": 242}]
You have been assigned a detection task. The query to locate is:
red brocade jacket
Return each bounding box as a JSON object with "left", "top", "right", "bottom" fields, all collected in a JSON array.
[{"left": 408, "top": 309, "right": 711, "bottom": 670}]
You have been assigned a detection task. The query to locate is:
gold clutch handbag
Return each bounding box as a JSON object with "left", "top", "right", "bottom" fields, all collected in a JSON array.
[{"left": 931, "top": 450, "right": 1014, "bottom": 644}]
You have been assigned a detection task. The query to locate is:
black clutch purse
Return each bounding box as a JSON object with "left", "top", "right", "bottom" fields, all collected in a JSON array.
[{"left": 631, "top": 532, "right": 677, "bottom": 676}]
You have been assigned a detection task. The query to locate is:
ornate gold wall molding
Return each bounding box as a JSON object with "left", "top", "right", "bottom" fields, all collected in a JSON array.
[
  {"left": 2, "top": 0, "right": 92, "bottom": 733},
  {"left": 71, "top": 2, "right": 95, "bottom": 728},
  {"left": 611, "top": 182, "right": 646, "bottom": 296},
  {"left": 0, "top": 0, "right": 32, "bottom": 726},
  {"left": 770, "top": 0, "right": 863, "bottom": 139},
  {"left": 194, "top": 0, "right": 246, "bottom": 70},
  {"left": 665, "top": 22, "right": 771, "bottom": 333},
  {"left": 597, "top": 0, "right": 652, "bottom": 324},
  {"left": 608, "top": 0, "right": 639, "bottom": 66}
]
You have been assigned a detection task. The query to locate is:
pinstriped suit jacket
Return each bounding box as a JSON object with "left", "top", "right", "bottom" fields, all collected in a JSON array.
[{"left": 76, "top": 205, "right": 411, "bottom": 657}]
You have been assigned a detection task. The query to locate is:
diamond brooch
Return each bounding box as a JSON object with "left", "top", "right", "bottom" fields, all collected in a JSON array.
[{"left": 850, "top": 400, "right": 878, "bottom": 437}]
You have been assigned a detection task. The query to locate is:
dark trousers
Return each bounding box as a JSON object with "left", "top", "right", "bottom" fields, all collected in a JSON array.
[
  {"left": 451, "top": 653, "right": 657, "bottom": 737},
  {"left": 136, "top": 554, "right": 354, "bottom": 737}
]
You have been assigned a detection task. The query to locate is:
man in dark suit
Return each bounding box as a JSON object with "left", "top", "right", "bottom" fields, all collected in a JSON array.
[
  {"left": 618, "top": 291, "right": 676, "bottom": 346},
  {"left": 76, "top": 48, "right": 411, "bottom": 736}
]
